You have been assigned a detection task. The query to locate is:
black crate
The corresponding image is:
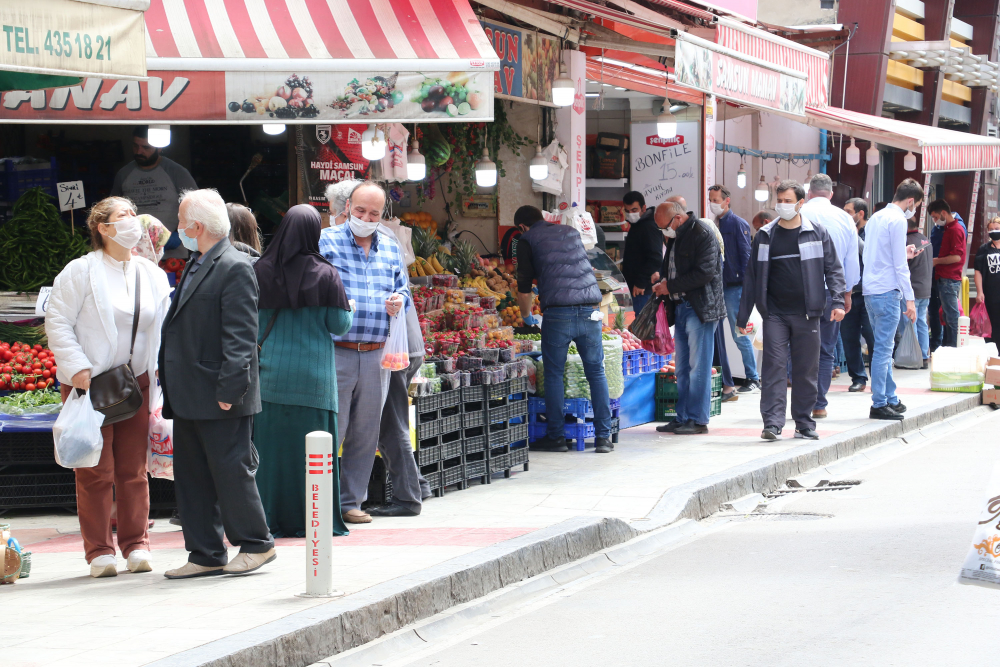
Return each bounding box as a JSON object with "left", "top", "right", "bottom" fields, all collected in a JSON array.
[
  {"left": 461, "top": 385, "right": 483, "bottom": 402},
  {"left": 508, "top": 422, "right": 529, "bottom": 445},
  {"left": 484, "top": 379, "right": 513, "bottom": 403},
  {"left": 424, "top": 470, "right": 442, "bottom": 492},
  {"left": 509, "top": 376, "right": 528, "bottom": 395},
  {"left": 462, "top": 398, "right": 485, "bottom": 412},
  {"left": 487, "top": 403, "right": 508, "bottom": 423},
  {"left": 509, "top": 446, "right": 529, "bottom": 470},
  {"left": 0, "top": 431, "right": 56, "bottom": 466},
  {"left": 440, "top": 432, "right": 462, "bottom": 460},
  {"left": 438, "top": 412, "right": 462, "bottom": 435},
  {"left": 149, "top": 477, "right": 176, "bottom": 510},
  {"left": 462, "top": 409, "right": 484, "bottom": 429},
  {"left": 488, "top": 422, "right": 509, "bottom": 448},
  {"left": 442, "top": 459, "right": 464, "bottom": 487},
  {"left": 0, "top": 468, "right": 77, "bottom": 509},
  {"left": 415, "top": 444, "right": 441, "bottom": 466},
  {"left": 413, "top": 393, "right": 443, "bottom": 413},
  {"left": 367, "top": 457, "right": 392, "bottom": 506},
  {"left": 439, "top": 389, "right": 461, "bottom": 409},
  {"left": 465, "top": 457, "right": 487, "bottom": 480},
  {"left": 488, "top": 452, "right": 510, "bottom": 473},
  {"left": 463, "top": 433, "right": 486, "bottom": 455},
  {"left": 507, "top": 397, "right": 528, "bottom": 418},
  {"left": 415, "top": 415, "right": 440, "bottom": 439}
]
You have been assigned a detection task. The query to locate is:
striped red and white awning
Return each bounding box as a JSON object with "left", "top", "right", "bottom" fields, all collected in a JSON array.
[{"left": 143, "top": 0, "right": 500, "bottom": 71}]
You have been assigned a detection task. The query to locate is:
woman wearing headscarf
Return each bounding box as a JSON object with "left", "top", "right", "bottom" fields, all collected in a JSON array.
[{"left": 252, "top": 205, "right": 354, "bottom": 537}]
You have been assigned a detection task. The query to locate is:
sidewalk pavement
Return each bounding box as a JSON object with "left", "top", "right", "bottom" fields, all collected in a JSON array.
[{"left": 2, "top": 368, "right": 983, "bottom": 667}]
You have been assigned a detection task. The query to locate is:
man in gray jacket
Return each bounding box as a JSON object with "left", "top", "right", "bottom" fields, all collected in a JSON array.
[
  {"left": 160, "top": 189, "right": 275, "bottom": 579},
  {"left": 737, "top": 181, "right": 846, "bottom": 441}
]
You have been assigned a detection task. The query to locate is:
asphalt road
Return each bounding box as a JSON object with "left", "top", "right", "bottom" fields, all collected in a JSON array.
[{"left": 375, "top": 412, "right": 1000, "bottom": 667}]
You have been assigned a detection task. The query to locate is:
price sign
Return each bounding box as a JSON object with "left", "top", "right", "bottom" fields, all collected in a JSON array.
[
  {"left": 57, "top": 181, "right": 85, "bottom": 212},
  {"left": 35, "top": 286, "right": 52, "bottom": 317}
]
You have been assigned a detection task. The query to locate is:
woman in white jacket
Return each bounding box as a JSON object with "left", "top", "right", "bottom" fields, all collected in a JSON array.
[{"left": 45, "top": 197, "right": 172, "bottom": 578}]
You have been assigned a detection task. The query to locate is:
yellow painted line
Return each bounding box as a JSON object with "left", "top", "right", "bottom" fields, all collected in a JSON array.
[{"left": 893, "top": 13, "right": 925, "bottom": 41}]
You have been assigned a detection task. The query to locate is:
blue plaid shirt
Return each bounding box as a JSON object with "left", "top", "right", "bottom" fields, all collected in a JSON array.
[{"left": 319, "top": 223, "right": 411, "bottom": 343}]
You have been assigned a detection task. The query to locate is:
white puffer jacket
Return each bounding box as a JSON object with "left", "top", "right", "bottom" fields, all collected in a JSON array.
[{"left": 45, "top": 250, "right": 172, "bottom": 386}]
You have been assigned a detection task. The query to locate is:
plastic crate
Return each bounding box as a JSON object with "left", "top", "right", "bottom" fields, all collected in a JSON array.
[
  {"left": 424, "top": 470, "right": 442, "bottom": 492},
  {"left": 439, "top": 388, "right": 461, "bottom": 409},
  {"left": 440, "top": 433, "right": 462, "bottom": 460},
  {"left": 415, "top": 444, "right": 441, "bottom": 466},
  {"left": 465, "top": 458, "right": 487, "bottom": 479},
  {"left": 0, "top": 431, "right": 56, "bottom": 466},
  {"left": 487, "top": 403, "right": 508, "bottom": 423},
  {"left": 461, "top": 385, "right": 484, "bottom": 402},
  {"left": 462, "top": 409, "right": 484, "bottom": 429},
  {"left": 656, "top": 372, "right": 722, "bottom": 400},
  {"left": 509, "top": 446, "right": 529, "bottom": 470},
  {"left": 509, "top": 376, "right": 529, "bottom": 395},
  {"left": 508, "top": 422, "right": 529, "bottom": 445},
  {"left": 463, "top": 432, "right": 486, "bottom": 455},
  {"left": 413, "top": 392, "right": 443, "bottom": 413},
  {"left": 711, "top": 394, "right": 722, "bottom": 417},
  {"left": 484, "top": 379, "right": 513, "bottom": 403},
  {"left": 488, "top": 452, "right": 510, "bottom": 473},
  {"left": 528, "top": 397, "right": 621, "bottom": 419},
  {"left": 367, "top": 457, "right": 393, "bottom": 505},
  {"left": 438, "top": 413, "right": 462, "bottom": 435},
  {"left": 507, "top": 396, "right": 528, "bottom": 418},
  {"left": 442, "top": 461, "right": 464, "bottom": 487},
  {"left": 487, "top": 422, "right": 509, "bottom": 447},
  {"left": 0, "top": 469, "right": 77, "bottom": 509},
  {"left": 655, "top": 396, "right": 721, "bottom": 420},
  {"left": 0, "top": 157, "right": 58, "bottom": 202},
  {"left": 415, "top": 414, "right": 440, "bottom": 439}
]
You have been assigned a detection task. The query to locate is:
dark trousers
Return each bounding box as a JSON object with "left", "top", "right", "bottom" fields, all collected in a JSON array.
[
  {"left": 987, "top": 300, "right": 1000, "bottom": 346},
  {"left": 714, "top": 320, "right": 734, "bottom": 387},
  {"left": 173, "top": 415, "right": 274, "bottom": 567},
  {"left": 815, "top": 296, "right": 841, "bottom": 411},
  {"left": 841, "top": 293, "right": 874, "bottom": 383},
  {"left": 377, "top": 362, "right": 431, "bottom": 512},
  {"left": 929, "top": 282, "right": 942, "bottom": 350},
  {"left": 761, "top": 313, "right": 821, "bottom": 432}
]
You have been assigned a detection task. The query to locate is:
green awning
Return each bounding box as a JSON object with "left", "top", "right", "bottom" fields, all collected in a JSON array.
[{"left": 0, "top": 72, "right": 83, "bottom": 93}]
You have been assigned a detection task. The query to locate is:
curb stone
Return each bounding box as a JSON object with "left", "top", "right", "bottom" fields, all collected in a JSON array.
[{"left": 147, "top": 392, "right": 982, "bottom": 667}]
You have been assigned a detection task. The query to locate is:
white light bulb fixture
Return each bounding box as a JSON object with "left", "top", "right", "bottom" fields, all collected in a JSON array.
[
  {"left": 529, "top": 145, "right": 549, "bottom": 181},
  {"left": 262, "top": 123, "right": 286, "bottom": 135},
  {"left": 656, "top": 105, "right": 677, "bottom": 139},
  {"left": 361, "top": 124, "right": 386, "bottom": 161},
  {"left": 845, "top": 137, "right": 860, "bottom": 165},
  {"left": 475, "top": 147, "right": 497, "bottom": 188},
  {"left": 147, "top": 124, "right": 171, "bottom": 148},
  {"left": 754, "top": 175, "right": 769, "bottom": 202},
  {"left": 903, "top": 151, "right": 917, "bottom": 171},
  {"left": 552, "top": 63, "right": 574, "bottom": 107},
  {"left": 737, "top": 162, "right": 746, "bottom": 189},
  {"left": 407, "top": 139, "right": 426, "bottom": 181},
  {"left": 866, "top": 144, "right": 880, "bottom": 166}
]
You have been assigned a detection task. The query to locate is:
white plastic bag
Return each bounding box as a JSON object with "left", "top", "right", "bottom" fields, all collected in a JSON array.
[
  {"left": 561, "top": 207, "right": 598, "bottom": 250},
  {"left": 148, "top": 381, "right": 174, "bottom": 480},
  {"left": 52, "top": 389, "right": 105, "bottom": 468},
  {"left": 747, "top": 308, "right": 764, "bottom": 350},
  {"left": 959, "top": 460, "right": 1000, "bottom": 588},
  {"left": 381, "top": 311, "right": 410, "bottom": 371}
]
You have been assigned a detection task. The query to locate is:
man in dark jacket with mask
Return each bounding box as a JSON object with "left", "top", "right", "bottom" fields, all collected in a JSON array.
[
  {"left": 515, "top": 206, "right": 613, "bottom": 454},
  {"left": 650, "top": 200, "right": 726, "bottom": 435},
  {"left": 621, "top": 191, "right": 663, "bottom": 315}
]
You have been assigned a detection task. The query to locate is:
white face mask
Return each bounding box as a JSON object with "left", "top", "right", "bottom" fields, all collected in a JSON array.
[
  {"left": 709, "top": 202, "right": 725, "bottom": 217},
  {"left": 107, "top": 216, "right": 143, "bottom": 250},
  {"left": 348, "top": 215, "right": 380, "bottom": 238},
  {"left": 775, "top": 203, "right": 799, "bottom": 221},
  {"left": 932, "top": 215, "right": 945, "bottom": 225},
  {"left": 662, "top": 227, "right": 676, "bottom": 238},
  {"left": 625, "top": 211, "right": 641, "bottom": 223}
]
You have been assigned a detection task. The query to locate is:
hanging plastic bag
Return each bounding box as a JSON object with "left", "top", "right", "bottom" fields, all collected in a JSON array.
[
  {"left": 958, "top": 460, "right": 1000, "bottom": 588},
  {"left": 52, "top": 389, "right": 105, "bottom": 469},
  {"left": 747, "top": 308, "right": 764, "bottom": 351},
  {"left": 629, "top": 296, "right": 661, "bottom": 341},
  {"left": 971, "top": 301, "right": 993, "bottom": 339},
  {"left": 148, "top": 381, "right": 174, "bottom": 480},
  {"left": 893, "top": 319, "right": 922, "bottom": 369},
  {"left": 641, "top": 301, "right": 675, "bottom": 356},
  {"left": 381, "top": 311, "right": 410, "bottom": 371}
]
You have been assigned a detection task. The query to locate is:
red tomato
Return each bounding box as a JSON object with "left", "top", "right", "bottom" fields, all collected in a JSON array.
[
  {"left": 1, "top": 350, "right": 11, "bottom": 361},
  {"left": 31, "top": 362, "right": 41, "bottom": 370},
  {"left": 2, "top": 366, "right": 10, "bottom": 374},
  {"left": 50, "top": 365, "right": 57, "bottom": 375},
  {"left": 0, "top": 381, "right": 6, "bottom": 390},
  {"left": 44, "top": 360, "right": 53, "bottom": 369},
  {"left": 33, "top": 344, "right": 42, "bottom": 352},
  {"left": 24, "top": 383, "right": 35, "bottom": 391},
  {"left": 42, "top": 370, "right": 51, "bottom": 379},
  {"left": 37, "top": 352, "right": 47, "bottom": 360}
]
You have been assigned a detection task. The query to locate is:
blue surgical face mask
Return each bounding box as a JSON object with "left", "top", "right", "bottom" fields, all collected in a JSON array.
[{"left": 177, "top": 224, "right": 200, "bottom": 251}]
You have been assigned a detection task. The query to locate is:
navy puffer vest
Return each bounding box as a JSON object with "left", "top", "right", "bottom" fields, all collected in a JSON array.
[{"left": 522, "top": 222, "right": 602, "bottom": 311}]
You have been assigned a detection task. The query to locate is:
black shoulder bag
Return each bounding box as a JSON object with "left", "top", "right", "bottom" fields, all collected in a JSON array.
[{"left": 89, "top": 268, "right": 144, "bottom": 425}]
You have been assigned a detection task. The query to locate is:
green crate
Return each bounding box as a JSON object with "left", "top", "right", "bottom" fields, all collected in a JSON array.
[
  {"left": 655, "top": 395, "right": 721, "bottom": 421},
  {"left": 710, "top": 394, "right": 722, "bottom": 417},
  {"left": 656, "top": 371, "right": 722, "bottom": 400}
]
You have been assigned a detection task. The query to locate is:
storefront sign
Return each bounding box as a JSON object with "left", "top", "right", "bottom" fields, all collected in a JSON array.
[
  {"left": 480, "top": 22, "right": 522, "bottom": 98},
  {"left": 461, "top": 194, "right": 497, "bottom": 218},
  {"left": 302, "top": 124, "right": 370, "bottom": 212},
  {"left": 555, "top": 50, "right": 586, "bottom": 210},
  {"left": 630, "top": 122, "right": 702, "bottom": 215},
  {"left": 704, "top": 95, "right": 716, "bottom": 218},
  {"left": 674, "top": 39, "right": 806, "bottom": 117},
  {"left": 479, "top": 20, "right": 559, "bottom": 104},
  {"left": 1, "top": 0, "right": 146, "bottom": 80}
]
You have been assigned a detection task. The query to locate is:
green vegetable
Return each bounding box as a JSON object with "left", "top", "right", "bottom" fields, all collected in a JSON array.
[
  {"left": 0, "top": 323, "right": 47, "bottom": 347},
  {"left": 0, "top": 386, "right": 62, "bottom": 415}
]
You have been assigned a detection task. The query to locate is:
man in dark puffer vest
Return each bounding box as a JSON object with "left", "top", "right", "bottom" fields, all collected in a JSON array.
[{"left": 514, "top": 206, "right": 614, "bottom": 454}]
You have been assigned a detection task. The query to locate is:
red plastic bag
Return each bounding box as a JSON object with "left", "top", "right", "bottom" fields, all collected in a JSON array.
[
  {"left": 641, "top": 301, "right": 675, "bottom": 356},
  {"left": 971, "top": 301, "right": 992, "bottom": 339}
]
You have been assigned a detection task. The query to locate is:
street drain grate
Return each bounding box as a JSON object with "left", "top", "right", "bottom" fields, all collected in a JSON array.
[{"left": 764, "top": 480, "right": 862, "bottom": 498}]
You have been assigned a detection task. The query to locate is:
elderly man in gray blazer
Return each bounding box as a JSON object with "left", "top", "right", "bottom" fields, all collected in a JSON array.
[{"left": 160, "top": 188, "right": 275, "bottom": 579}]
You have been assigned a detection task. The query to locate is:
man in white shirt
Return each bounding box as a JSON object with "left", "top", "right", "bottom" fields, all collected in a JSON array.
[
  {"left": 800, "top": 174, "right": 860, "bottom": 419},
  {"left": 862, "top": 178, "right": 923, "bottom": 421}
]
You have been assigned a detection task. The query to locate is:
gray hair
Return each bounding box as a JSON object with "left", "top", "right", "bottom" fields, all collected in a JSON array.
[
  {"left": 656, "top": 200, "right": 686, "bottom": 220},
  {"left": 179, "top": 188, "right": 230, "bottom": 239},
  {"left": 809, "top": 173, "right": 834, "bottom": 196},
  {"left": 326, "top": 180, "right": 359, "bottom": 215}
]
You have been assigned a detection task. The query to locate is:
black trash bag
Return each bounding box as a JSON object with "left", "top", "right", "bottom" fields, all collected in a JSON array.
[{"left": 628, "top": 296, "right": 662, "bottom": 341}]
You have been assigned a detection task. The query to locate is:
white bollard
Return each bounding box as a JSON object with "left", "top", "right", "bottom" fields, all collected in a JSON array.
[{"left": 296, "top": 431, "right": 343, "bottom": 598}]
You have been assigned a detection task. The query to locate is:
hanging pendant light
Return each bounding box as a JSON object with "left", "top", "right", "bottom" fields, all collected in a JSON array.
[
  {"left": 866, "top": 143, "right": 880, "bottom": 166},
  {"left": 903, "top": 151, "right": 917, "bottom": 171},
  {"left": 529, "top": 145, "right": 549, "bottom": 181},
  {"left": 407, "top": 139, "right": 426, "bottom": 181},
  {"left": 475, "top": 147, "right": 497, "bottom": 187},
  {"left": 754, "top": 174, "right": 769, "bottom": 202},
  {"left": 361, "top": 124, "right": 386, "bottom": 160},
  {"left": 148, "top": 124, "right": 171, "bottom": 148},
  {"left": 737, "top": 162, "right": 746, "bottom": 189},
  {"left": 552, "top": 62, "right": 574, "bottom": 107},
  {"left": 845, "top": 137, "right": 860, "bottom": 165},
  {"left": 262, "top": 123, "right": 285, "bottom": 135},
  {"left": 656, "top": 103, "right": 677, "bottom": 139}
]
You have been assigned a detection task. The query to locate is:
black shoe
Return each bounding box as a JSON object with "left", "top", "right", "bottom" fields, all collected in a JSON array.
[
  {"left": 656, "top": 420, "right": 683, "bottom": 433},
  {"left": 795, "top": 428, "right": 820, "bottom": 440},
  {"left": 169, "top": 510, "right": 182, "bottom": 527},
  {"left": 760, "top": 426, "right": 781, "bottom": 441},
  {"left": 922, "top": 359, "right": 929, "bottom": 369},
  {"left": 675, "top": 422, "right": 708, "bottom": 435},
  {"left": 870, "top": 405, "right": 904, "bottom": 421},
  {"left": 888, "top": 401, "right": 907, "bottom": 414},
  {"left": 721, "top": 390, "right": 739, "bottom": 403},
  {"left": 594, "top": 437, "right": 614, "bottom": 453},
  {"left": 366, "top": 503, "right": 420, "bottom": 517},
  {"left": 530, "top": 435, "right": 569, "bottom": 452},
  {"left": 848, "top": 381, "right": 867, "bottom": 393},
  {"left": 738, "top": 380, "right": 761, "bottom": 393}
]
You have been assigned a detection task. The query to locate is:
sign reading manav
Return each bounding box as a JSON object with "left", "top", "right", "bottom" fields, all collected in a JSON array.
[
  {"left": 630, "top": 122, "right": 702, "bottom": 215},
  {"left": 674, "top": 39, "right": 807, "bottom": 116},
  {"left": 479, "top": 20, "right": 560, "bottom": 104},
  {"left": 480, "top": 21, "right": 522, "bottom": 98}
]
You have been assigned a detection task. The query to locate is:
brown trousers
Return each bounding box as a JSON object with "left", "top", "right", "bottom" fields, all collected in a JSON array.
[{"left": 63, "top": 373, "right": 151, "bottom": 562}]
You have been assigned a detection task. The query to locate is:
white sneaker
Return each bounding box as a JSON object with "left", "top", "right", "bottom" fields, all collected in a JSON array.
[
  {"left": 127, "top": 549, "right": 153, "bottom": 573},
  {"left": 90, "top": 554, "right": 118, "bottom": 578}
]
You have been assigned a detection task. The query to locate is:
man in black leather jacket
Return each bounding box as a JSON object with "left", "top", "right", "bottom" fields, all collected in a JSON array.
[{"left": 650, "top": 201, "right": 725, "bottom": 435}]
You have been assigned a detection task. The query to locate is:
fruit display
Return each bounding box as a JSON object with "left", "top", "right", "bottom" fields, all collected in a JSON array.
[
  {"left": 158, "top": 257, "right": 187, "bottom": 282},
  {"left": 329, "top": 74, "right": 400, "bottom": 116},
  {"left": 401, "top": 212, "right": 439, "bottom": 238},
  {"left": 0, "top": 341, "right": 58, "bottom": 392},
  {"left": 611, "top": 329, "right": 643, "bottom": 351},
  {"left": 228, "top": 74, "right": 320, "bottom": 119},
  {"left": 0, "top": 385, "right": 61, "bottom": 414},
  {"left": 412, "top": 75, "right": 483, "bottom": 117},
  {"left": 380, "top": 351, "right": 410, "bottom": 371}
]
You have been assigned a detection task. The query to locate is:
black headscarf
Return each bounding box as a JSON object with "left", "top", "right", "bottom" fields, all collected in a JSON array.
[{"left": 253, "top": 205, "right": 350, "bottom": 311}]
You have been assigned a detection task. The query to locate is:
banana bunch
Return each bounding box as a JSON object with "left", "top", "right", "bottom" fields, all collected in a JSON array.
[{"left": 408, "top": 255, "right": 452, "bottom": 278}]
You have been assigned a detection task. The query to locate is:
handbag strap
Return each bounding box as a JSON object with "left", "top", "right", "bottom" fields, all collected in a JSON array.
[
  {"left": 258, "top": 310, "right": 279, "bottom": 352},
  {"left": 128, "top": 267, "right": 141, "bottom": 364}
]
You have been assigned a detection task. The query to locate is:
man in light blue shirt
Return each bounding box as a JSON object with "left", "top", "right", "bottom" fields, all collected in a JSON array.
[
  {"left": 862, "top": 178, "right": 923, "bottom": 420},
  {"left": 800, "top": 174, "right": 860, "bottom": 419}
]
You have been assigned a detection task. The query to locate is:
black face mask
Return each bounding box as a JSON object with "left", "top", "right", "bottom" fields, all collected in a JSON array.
[{"left": 989, "top": 230, "right": 1000, "bottom": 241}]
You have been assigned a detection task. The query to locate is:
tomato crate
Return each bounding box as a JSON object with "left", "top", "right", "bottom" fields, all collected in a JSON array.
[
  {"left": 439, "top": 388, "right": 460, "bottom": 409},
  {"left": 424, "top": 470, "right": 442, "bottom": 496},
  {"left": 0, "top": 157, "right": 58, "bottom": 202},
  {"left": 415, "top": 444, "right": 441, "bottom": 467},
  {"left": 507, "top": 396, "right": 528, "bottom": 418},
  {"left": 464, "top": 454, "right": 487, "bottom": 482},
  {"left": 462, "top": 385, "right": 484, "bottom": 402},
  {"left": 442, "top": 459, "right": 465, "bottom": 489}
]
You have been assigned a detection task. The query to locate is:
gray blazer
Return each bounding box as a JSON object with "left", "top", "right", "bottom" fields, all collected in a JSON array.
[{"left": 159, "top": 237, "right": 261, "bottom": 420}]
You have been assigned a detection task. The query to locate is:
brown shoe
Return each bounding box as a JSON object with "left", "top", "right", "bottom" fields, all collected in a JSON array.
[
  {"left": 223, "top": 548, "right": 277, "bottom": 575},
  {"left": 164, "top": 561, "right": 225, "bottom": 580},
  {"left": 812, "top": 409, "right": 828, "bottom": 419},
  {"left": 343, "top": 509, "right": 372, "bottom": 524}
]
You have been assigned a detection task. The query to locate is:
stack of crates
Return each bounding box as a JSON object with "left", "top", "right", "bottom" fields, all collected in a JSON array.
[
  {"left": 527, "top": 397, "right": 622, "bottom": 451},
  {"left": 0, "top": 157, "right": 58, "bottom": 203},
  {"left": 654, "top": 368, "right": 722, "bottom": 421},
  {"left": 470, "top": 377, "right": 529, "bottom": 484},
  {"left": 413, "top": 388, "right": 462, "bottom": 495}
]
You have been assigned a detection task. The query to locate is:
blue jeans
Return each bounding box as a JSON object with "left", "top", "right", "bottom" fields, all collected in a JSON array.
[
  {"left": 815, "top": 295, "right": 841, "bottom": 411},
  {"left": 841, "top": 293, "right": 874, "bottom": 383},
  {"left": 540, "top": 306, "right": 612, "bottom": 439},
  {"left": 632, "top": 292, "right": 651, "bottom": 317},
  {"left": 867, "top": 291, "right": 902, "bottom": 408},
  {"left": 937, "top": 278, "right": 961, "bottom": 347},
  {"left": 673, "top": 301, "right": 717, "bottom": 425},
  {"left": 899, "top": 297, "right": 930, "bottom": 360},
  {"left": 723, "top": 285, "right": 759, "bottom": 381}
]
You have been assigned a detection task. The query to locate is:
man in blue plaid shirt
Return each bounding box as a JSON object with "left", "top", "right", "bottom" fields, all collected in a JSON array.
[{"left": 319, "top": 181, "right": 411, "bottom": 524}]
